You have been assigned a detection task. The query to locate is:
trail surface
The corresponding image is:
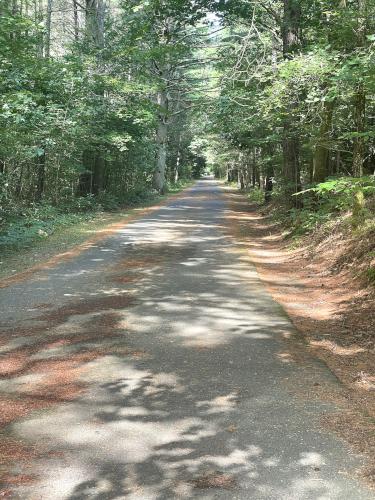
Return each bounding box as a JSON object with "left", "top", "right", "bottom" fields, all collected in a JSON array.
[{"left": 0, "top": 180, "right": 372, "bottom": 499}]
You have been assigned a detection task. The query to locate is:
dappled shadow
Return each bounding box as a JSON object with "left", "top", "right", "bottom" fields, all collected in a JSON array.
[
  {"left": 223, "top": 187, "right": 375, "bottom": 485},
  {"left": 0, "top": 181, "right": 370, "bottom": 499},
  {"left": 224, "top": 189, "right": 375, "bottom": 347}
]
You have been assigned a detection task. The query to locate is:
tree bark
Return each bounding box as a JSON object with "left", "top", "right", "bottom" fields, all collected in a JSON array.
[
  {"left": 153, "top": 89, "right": 168, "bottom": 193},
  {"left": 82, "top": 0, "right": 105, "bottom": 194},
  {"left": 238, "top": 169, "right": 245, "bottom": 190},
  {"left": 264, "top": 147, "right": 275, "bottom": 203},
  {"left": 35, "top": 149, "right": 46, "bottom": 202},
  {"left": 251, "top": 148, "right": 257, "bottom": 188},
  {"left": 86, "top": 0, "right": 104, "bottom": 48},
  {"left": 264, "top": 175, "right": 273, "bottom": 203},
  {"left": 73, "top": 0, "right": 79, "bottom": 41},
  {"left": 352, "top": 0, "right": 367, "bottom": 177},
  {"left": 174, "top": 134, "right": 182, "bottom": 183},
  {"left": 352, "top": 87, "right": 366, "bottom": 177},
  {"left": 282, "top": 0, "right": 301, "bottom": 57},
  {"left": 34, "top": 0, "right": 44, "bottom": 57},
  {"left": 282, "top": 131, "right": 301, "bottom": 194},
  {"left": 313, "top": 100, "right": 334, "bottom": 183},
  {"left": 45, "top": 0, "right": 53, "bottom": 58},
  {"left": 282, "top": 0, "right": 302, "bottom": 204},
  {"left": 92, "top": 153, "right": 105, "bottom": 194}
]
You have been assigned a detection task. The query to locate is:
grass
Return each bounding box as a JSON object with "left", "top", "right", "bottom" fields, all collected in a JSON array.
[
  {"left": 364, "top": 267, "right": 375, "bottom": 284},
  {"left": 0, "top": 180, "right": 194, "bottom": 280}
]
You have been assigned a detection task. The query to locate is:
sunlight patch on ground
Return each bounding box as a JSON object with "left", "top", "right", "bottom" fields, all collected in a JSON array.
[{"left": 310, "top": 340, "right": 366, "bottom": 356}]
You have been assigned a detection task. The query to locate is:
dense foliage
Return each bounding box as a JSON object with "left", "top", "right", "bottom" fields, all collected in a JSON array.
[
  {"left": 0, "top": 0, "right": 374, "bottom": 250},
  {"left": 209, "top": 0, "right": 375, "bottom": 209},
  {"left": 0, "top": 0, "right": 210, "bottom": 241}
]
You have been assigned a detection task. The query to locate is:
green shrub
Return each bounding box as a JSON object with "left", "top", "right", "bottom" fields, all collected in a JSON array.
[
  {"left": 248, "top": 187, "right": 265, "bottom": 205},
  {"left": 297, "top": 176, "right": 375, "bottom": 213},
  {"left": 364, "top": 267, "right": 375, "bottom": 285},
  {"left": 165, "top": 179, "right": 191, "bottom": 194},
  {"left": 96, "top": 192, "right": 121, "bottom": 211},
  {"left": 0, "top": 199, "right": 98, "bottom": 250},
  {"left": 60, "top": 195, "right": 99, "bottom": 213},
  {"left": 286, "top": 176, "right": 375, "bottom": 235}
]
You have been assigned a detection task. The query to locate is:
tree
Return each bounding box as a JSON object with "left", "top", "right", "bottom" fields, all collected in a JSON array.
[
  {"left": 119, "top": 0, "right": 212, "bottom": 193},
  {"left": 1, "top": 0, "right": 374, "bottom": 234},
  {"left": 208, "top": 0, "right": 375, "bottom": 207},
  {"left": 282, "top": 0, "right": 302, "bottom": 203}
]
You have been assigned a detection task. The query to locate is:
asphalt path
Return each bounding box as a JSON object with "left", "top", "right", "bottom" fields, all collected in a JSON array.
[{"left": 0, "top": 180, "right": 373, "bottom": 499}]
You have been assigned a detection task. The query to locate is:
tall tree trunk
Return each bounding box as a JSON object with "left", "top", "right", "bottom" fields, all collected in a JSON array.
[
  {"left": 34, "top": 0, "right": 44, "bottom": 57},
  {"left": 313, "top": 100, "right": 334, "bottom": 183},
  {"left": 264, "top": 174, "right": 273, "bottom": 203},
  {"left": 32, "top": 1, "right": 48, "bottom": 200},
  {"left": 282, "top": 132, "right": 301, "bottom": 195},
  {"left": 153, "top": 89, "right": 168, "bottom": 193},
  {"left": 282, "top": 0, "right": 301, "bottom": 57},
  {"left": 264, "top": 146, "right": 274, "bottom": 203},
  {"left": 282, "top": 0, "right": 302, "bottom": 204},
  {"left": 174, "top": 134, "right": 182, "bottom": 183},
  {"left": 352, "top": 88, "right": 366, "bottom": 176},
  {"left": 73, "top": 0, "right": 79, "bottom": 41},
  {"left": 35, "top": 150, "right": 46, "bottom": 202},
  {"left": 45, "top": 0, "right": 53, "bottom": 58},
  {"left": 238, "top": 169, "right": 245, "bottom": 190},
  {"left": 82, "top": 0, "right": 105, "bottom": 194},
  {"left": 86, "top": 0, "right": 104, "bottom": 48},
  {"left": 352, "top": 0, "right": 367, "bottom": 177},
  {"left": 15, "top": 166, "right": 23, "bottom": 198},
  {"left": 92, "top": 153, "right": 105, "bottom": 195},
  {"left": 251, "top": 148, "right": 257, "bottom": 187},
  {"left": 237, "top": 152, "right": 244, "bottom": 189}
]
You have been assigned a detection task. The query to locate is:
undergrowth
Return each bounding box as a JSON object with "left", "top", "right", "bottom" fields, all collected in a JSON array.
[
  {"left": 364, "top": 267, "right": 375, "bottom": 284},
  {"left": 267, "top": 176, "right": 375, "bottom": 236},
  {"left": 247, "top": 187, "right": 265, "bottom": 205},
  {"left": 261, "top": 176, "right": 375, "bottom": 284}
]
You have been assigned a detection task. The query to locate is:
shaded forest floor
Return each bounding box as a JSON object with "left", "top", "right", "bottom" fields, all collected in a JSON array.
[{"left": 224, "top": 186, "right": 375, "bottom": 486}]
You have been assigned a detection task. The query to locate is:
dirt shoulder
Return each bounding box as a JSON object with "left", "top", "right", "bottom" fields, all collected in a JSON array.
[{"left": 223, "top": 186, "right": 375, "bottom": 485}]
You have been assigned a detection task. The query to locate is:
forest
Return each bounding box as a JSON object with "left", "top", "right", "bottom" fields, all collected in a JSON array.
[
  {"left": 0, "top": 0, "right": 374, "bottom": 250},
  {"left": 1, "top": 1, "right": 375, "bottom": 497}
]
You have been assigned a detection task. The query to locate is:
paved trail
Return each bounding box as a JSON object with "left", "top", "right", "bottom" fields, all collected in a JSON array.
[{"left": 0, "top": 180, "right": 373, "bottom": 499}]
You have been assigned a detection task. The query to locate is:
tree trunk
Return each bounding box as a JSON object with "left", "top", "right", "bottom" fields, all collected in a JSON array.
[
  {"left": 92, "top": 152, "right": 105, "bottom": 194},
  {"left": 256, "top": 165, "right": 261, "bottom": 188},
  {"left": 250, "top": 148, "right": 256, "bottom": 187},
  {"left": 73, "top": 0, "right": 79, "bottom": 41},
  {"left": 34, "top": 0, "right": 44, "bottom": 57},
  {"left": 264, "top": 148, "right": 274, "bottom": 203},
  {"left": 153, "top": 90, "right": 168, "bottom": 193},
  {"left": 15, "top": 166, "right": 23, "bottom": 198},
  {"left": 282, "top": 0, "right": 301, "bottom": 57},
  {"left": 86, "top": 0, "right": 104, "bottom": 48},
  {"left": 352, "top": 85, "right": 366, "bottom": 177},
  {"left": 238, "top": 169, "right": 245, "bottom": 190},
  {"left": 283, "top": 128, "right": 301, "bottom": 206},
  {"left": 352, "top": 0, "right": 367, "bottom": 177},
  {"left": 35, "top": 150, "right": 46, "bottom": 202},
  {"left": 174, "top": 132, "right": 182, "bottom": 183},
  {"left": 282, "top": 0, "right": 302, "bottom": 204},
  {"left": 45, "top": 0, "right": 53, "bottom": 58},
  {"left": 264, "top": 176, "right": 273, "bottom": 203},
  {"left": 80, "top": 0, "right": 105, "bottom": 194},
  {"left": 175, "top": 151, "right": 180, "bottom": 183},
  {"left": 313, "top": 100, "right": 334, "bottom": 183}
]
